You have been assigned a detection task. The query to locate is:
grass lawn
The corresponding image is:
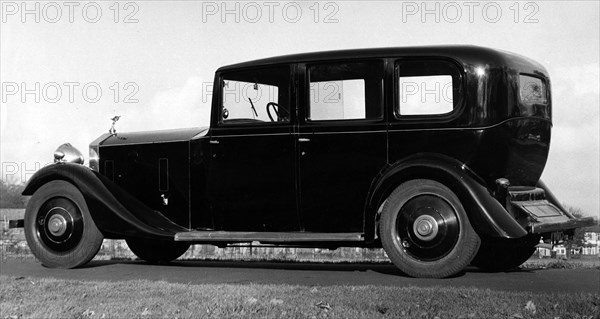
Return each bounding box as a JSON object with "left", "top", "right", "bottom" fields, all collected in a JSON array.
[
  {"left": 1, "top": 275, "right": 598, "bottom": 319},
  {"left": 523, "top": 256, "right": 600, "bottom": 270},
  {"left": 2, "top": 209, "right": 599, "bottom": 318}
]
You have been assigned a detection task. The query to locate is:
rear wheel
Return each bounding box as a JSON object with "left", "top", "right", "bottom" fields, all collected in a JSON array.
[
  {"left": 126, "top": 238, "right": 190, "bottom": 264},
  {"left": 380, "top": 179, "right": 481, "bottom": 278},
  {"left": 471, "top": 235, "right": 540, "bottom": 272},
  {"left": 24, "top": 180, "right": 103, "bottom": 268}
]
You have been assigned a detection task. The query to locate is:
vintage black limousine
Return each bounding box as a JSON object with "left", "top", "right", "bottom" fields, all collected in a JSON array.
[{"left": 14, "top": 46, "right": 595, "bottom": 278}]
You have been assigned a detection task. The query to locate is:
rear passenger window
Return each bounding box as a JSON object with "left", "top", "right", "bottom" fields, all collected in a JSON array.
[
  {"left": 396, "top": 60, "right": 461, "bottom": 116},
  {"left": 308, "top": 61, "right": 383, "bottom": 121}
]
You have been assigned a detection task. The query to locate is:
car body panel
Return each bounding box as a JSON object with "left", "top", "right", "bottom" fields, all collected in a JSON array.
[
  {"left": 20, "top": 45, "right": 595, "bottom": 246},
  {"left": 22, "top": 163, "right": 187, "bottom": 239},
  {"left": 363, "top": 153, "right": 528, "bottom": 241},
  {"left": 207, "top": 124, "right": 299, "bottom": 231}
]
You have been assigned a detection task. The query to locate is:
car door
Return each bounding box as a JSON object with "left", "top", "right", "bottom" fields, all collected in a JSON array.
[
  {"left": 297, "top": 60, "right": 387, "bottom": 232},
  {"left": 208, "top": 65, "right": 300, "bottom": 232}
]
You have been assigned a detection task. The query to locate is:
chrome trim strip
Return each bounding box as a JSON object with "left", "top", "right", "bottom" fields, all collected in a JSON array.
[
  {"left": 99, "top": 139, "right": 192, "bottom": 147},
  {"left": 311, "top": 130, "right": 386, "bottom": 135},
  {"left": 212, "top": 132, "right": 291, "bottom": 138},
  {"left": 388, "top": 116, "right": 552, "bottom": 133},
  {"left": 213, "top": 131, "right": 387, "bottom": 138},
  {"left": 175, "top": 231, "right": 363, "bottom": 242}
]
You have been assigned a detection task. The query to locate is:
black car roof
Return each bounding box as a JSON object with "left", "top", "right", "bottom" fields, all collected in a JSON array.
[{"left": 217, "top": 45, "right": 547, "bottom": 75}]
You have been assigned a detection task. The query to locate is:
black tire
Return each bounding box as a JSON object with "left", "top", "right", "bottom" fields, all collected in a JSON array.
[
  {"left": 471, "top": 235, "right": 540, "bottom": 272},
  {"left": 380, "top": 179, "right": 481, "bottom": 278},
  {"left": 24, "top": 180, "right": 103, "bottom": 268},
  {"left": 126, "top": 238, "right": 190, "bottom": 264}
]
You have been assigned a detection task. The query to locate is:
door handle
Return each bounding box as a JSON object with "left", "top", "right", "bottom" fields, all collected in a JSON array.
[
  {"left": 298, "top": 138, "right": 310, "bottom": 142},
  {"left": 209, "top": 140, "right": 220, "bottom": 145}
]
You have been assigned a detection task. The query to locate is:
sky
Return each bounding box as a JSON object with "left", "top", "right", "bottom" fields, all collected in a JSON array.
[{"left": 0, "top": 1, "right": 598, "bottom": 217}]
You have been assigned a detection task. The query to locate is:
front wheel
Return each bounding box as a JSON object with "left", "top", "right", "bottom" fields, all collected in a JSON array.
[
  {"left": 126, "top": 238, "right": 190, "bottom": 264},
  {"left": 380, "top": 179, "right": 481, "bottom": 278},
  {"left": 24, "top": 180, "right": 104, "bottom": 268}
]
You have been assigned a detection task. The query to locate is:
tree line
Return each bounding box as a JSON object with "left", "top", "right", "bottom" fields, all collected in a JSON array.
[{"left": 0, "top": 180, "right": 28, "bottom": 208}]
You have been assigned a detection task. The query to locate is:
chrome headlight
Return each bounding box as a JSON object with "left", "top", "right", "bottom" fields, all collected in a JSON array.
[{"left": 54, "top": 143, "right": 84, "bottom": 165}]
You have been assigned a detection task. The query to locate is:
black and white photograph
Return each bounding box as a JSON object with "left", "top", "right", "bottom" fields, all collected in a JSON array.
[{"left": 1, "top": 1, "right": 599, "bottom": 318}]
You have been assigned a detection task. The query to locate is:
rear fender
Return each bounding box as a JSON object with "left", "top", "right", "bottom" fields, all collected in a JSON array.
[
  {"left": 23, "top": 163, "right": 187, "bottom": 239},
  {"left": 364, "top": 153, "right": 528, "bottom": 242}
]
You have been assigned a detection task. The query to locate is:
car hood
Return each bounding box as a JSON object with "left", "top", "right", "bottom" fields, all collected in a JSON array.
[{"left": 93, "top": 127, "right": 209, "bottom": 146}]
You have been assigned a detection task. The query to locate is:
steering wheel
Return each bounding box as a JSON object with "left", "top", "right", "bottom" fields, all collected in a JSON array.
[{"left": 266, "top": 102, "right": 290, "bottom": 122}]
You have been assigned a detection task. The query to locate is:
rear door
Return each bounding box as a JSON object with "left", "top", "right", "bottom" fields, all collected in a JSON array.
[{"left": 297, "top": 60, "right": 387, "bottom": 232}]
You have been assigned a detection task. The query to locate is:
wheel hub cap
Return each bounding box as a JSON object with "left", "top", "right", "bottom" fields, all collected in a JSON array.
[
  {"left": 36, "top": 198, "right": 84, "bottom": 252},
  {"left": 48, "top": 214, "right": 68, "bottom": 236},
  {"left": 395, "top": 194, "right": 460, "bottom": 261},
  {"left": 413, "top": 215, "right": 439, "bottom": 241}
]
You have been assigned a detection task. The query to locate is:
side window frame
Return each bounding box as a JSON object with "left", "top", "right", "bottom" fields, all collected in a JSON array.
[
  {"left": 214, "top": 64, "right": 296, "bottom": 128},
  {"left": 301, "top": 59, "right": 385, "bottom": 125},
  {"left": 393, "top": 58, "right": 465, "bottom": 123}
]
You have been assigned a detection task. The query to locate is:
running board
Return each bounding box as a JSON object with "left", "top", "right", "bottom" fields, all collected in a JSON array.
[{"left": 174, "top": 231, "right": 363, "bottom": 243}]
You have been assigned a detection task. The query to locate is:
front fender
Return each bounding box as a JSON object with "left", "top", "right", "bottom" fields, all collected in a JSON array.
[
  {"left": 23, "top": 163, "right": 187, "bottom": 239},
  {"left": 364, "top": 153, "right": 528, "bottom": 241}
]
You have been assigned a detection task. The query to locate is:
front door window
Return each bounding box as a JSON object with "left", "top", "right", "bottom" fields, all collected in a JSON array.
[{"left": 221, "top": 67, "right": 291, "bottom": 123}]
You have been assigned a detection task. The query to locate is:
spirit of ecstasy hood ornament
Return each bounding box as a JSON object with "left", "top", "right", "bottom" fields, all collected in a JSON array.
[{"left": 109, "top": 116, "right": 121, "bottom": 135}]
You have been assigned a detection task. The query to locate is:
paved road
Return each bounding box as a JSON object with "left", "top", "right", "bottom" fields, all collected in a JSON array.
[{"left": 1, "top": 259, "right": 598, "bottom": 293}]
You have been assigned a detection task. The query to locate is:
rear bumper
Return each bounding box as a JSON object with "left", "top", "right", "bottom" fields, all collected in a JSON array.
[
  {"left": 530, "top": 216, "right": 596, "bottom": 234},
  {"left": 508, "top": 186, "right": 597, "bottom": 235}
]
